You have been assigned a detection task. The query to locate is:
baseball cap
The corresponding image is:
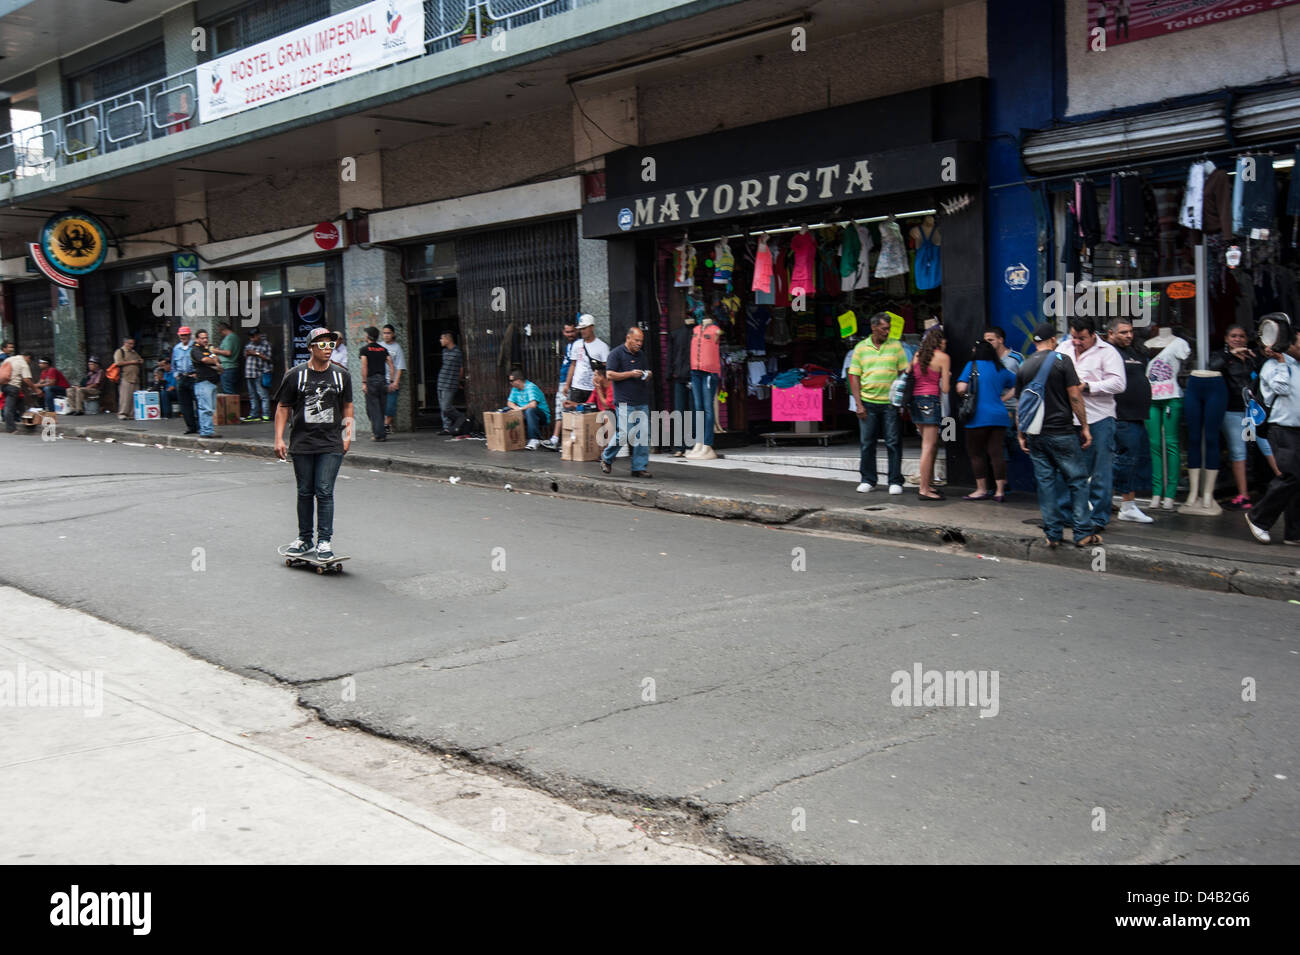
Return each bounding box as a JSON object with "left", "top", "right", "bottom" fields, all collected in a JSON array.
[
  {"left": 1032, "top": 322, "right": 1059, "bottom": 342},
  {"left": 307, "top": 327, "right": 339, "bottom": 344},
  {"left": 576, "top": 314, "right": 596, "bottom": 329},
  {"left": 177, "top": 326, "right": 192, "bottom": 336}
]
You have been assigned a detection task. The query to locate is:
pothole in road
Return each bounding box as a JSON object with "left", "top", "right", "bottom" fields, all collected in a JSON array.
[{"left": 384, "top": 572, "right": 507, "bottom": 600}]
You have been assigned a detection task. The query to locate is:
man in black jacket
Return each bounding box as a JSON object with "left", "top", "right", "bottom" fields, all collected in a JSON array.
[
  {"left": 667, "top": 316, "right": 696, "bottom": 454},
  {"left": 1106, "top": 318, "right": 1154, "bottom": 523}
]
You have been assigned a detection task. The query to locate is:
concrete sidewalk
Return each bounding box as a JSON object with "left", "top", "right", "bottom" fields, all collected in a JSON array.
[
  {"left": 0, "top": 586, "right": 733, "bottom": 865},
  {"left": 55, "top": 414, "right": 1300, "bottom": 602}
]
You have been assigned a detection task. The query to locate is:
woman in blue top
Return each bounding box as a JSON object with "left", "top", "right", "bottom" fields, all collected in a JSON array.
[{"left": 956, "top": 340, "right": 1018, "bottom": 501}]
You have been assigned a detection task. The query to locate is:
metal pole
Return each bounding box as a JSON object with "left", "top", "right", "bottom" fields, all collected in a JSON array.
[{"left": 1194, "top": 241, "right": 1208, "bottom": 370}]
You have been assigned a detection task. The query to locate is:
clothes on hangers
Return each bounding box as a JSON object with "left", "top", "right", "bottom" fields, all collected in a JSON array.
[
  {"left": 790, "top": 230, "right": 817, "bottom": 296},
  {"left": 1202, "top": 169, "right": 1234, "bottom": 239},
  {"left": 1239, "top": 154, "right": 1277, "bottom": 234},
  {"left": 751, "top": 235, "right": 773, "bottom": 294},
  {"left": 843, "top": 223, "right": 873, "bottom": 291},
  {"left": 875, "top": 219, "right": 908, "bottom": 277},
  {"left": 1180, "top": 159, "right": 1214, "bottom": 230},
  {"left": 1077, "top": 178, "right": 1101, "bottom": 246}
]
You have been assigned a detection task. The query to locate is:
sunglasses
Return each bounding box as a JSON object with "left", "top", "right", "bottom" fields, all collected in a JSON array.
[{"left": 311, "top": 340, "right": 338, "bottom": 349}]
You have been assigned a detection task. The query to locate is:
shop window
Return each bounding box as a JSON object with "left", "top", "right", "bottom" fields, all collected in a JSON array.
[
  {"left": 405, "top": 242, "right": 458, "bottom": 281},
  {"left": 285, "top": 262, "right": 326, "bottom": 294}
]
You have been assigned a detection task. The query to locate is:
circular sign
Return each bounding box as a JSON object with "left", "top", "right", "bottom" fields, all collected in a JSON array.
[
  {"left": 313, "top": 221, "right": 340, "bottom": 250},
  {"left": 617, "top": 208, "right": 633, "bottom": 232},
  {"left": 1004, "top": 263, "right": 1029, "bottom": 290},
  {"left": 40, "top": 211, "right": 108, "bottom": 276}
]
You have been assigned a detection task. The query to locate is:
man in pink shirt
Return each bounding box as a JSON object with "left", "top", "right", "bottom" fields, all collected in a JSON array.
[{"left": 1054, "top": 316, "right": 1126, "bottom": 540}]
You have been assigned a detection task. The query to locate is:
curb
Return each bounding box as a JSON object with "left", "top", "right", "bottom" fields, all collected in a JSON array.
[{"left": 68, "top": 424, "right": 1300, "bottom": 603}]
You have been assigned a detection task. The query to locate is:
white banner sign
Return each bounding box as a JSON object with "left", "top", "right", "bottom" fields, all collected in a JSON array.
[{"left": 198, "top": 0, "right": 424, "bottom": 123}]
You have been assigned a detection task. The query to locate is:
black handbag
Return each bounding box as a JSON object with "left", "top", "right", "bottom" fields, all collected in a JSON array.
[{"left": 957, "top": 361, "right": 979, "bottom": 425}]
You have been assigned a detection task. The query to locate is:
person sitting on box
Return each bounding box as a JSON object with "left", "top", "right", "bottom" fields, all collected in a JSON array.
[
  {"left": 65, "top": 358, "right": 105, "bottom": 415},
  {"left": 506, "top": 370, "right": 551, "bottom": 450},
  {"left": 149, "top": 358, "right": 176, "bottom": 418},
  {"left": 37, "top": 357, "right": 70, "bottom": 411}
]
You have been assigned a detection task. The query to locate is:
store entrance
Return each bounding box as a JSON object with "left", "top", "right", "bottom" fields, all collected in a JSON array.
[{"left": 409, "top": 279, "right": 461, "bottom": 426}]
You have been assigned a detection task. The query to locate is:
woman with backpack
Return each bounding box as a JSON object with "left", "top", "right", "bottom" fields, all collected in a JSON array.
[
  {"left": 955, "top": 339, "right": 1018, "bottom": 501},
  {"left": 909, "top": 325, "right": 951, "bottom": 500},
  {"left": 1210, "top": 326, "right": 1282, "bottom": 510}
]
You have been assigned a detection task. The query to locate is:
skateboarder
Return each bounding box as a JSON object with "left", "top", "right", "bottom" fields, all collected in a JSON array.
[{"left": 272, "top": 326, "right": 354, "bottom": 561}]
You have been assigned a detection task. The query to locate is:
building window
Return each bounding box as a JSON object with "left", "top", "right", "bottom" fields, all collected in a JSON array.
[{"left": 200, "top": 0, "right": 331, "bottom": 61}]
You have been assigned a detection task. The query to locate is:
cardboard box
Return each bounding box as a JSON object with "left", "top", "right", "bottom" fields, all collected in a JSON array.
[
  {"left": 216, "top": 393, "right": 242, "bottom": 425},
  {"left": 561, "top": 410, "right": 613, "bottom": 462},
  {"left": 133, "top": 390, "right": 161, "bottom": 420},
  {"left": 21, "top": 408, "right": 58, "bottom": 432},
  {"left": 484, "top": 409, "right": 526, "bottom": 452}
]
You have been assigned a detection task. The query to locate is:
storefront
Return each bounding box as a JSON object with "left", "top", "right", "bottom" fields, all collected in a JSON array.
[
  {"left": 1022, "top": 86, "right": 1300, "bottom": 498},
  {"left": 396, "top": 216, "right": 581, "bottom": 427},
  {"left": 584, "top": 80, "right": 987, "bottom": 474}
]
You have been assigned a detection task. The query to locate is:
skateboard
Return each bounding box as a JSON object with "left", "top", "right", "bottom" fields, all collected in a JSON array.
[{"left": 277, "top": 545, "right": 351, "bottom": 574}]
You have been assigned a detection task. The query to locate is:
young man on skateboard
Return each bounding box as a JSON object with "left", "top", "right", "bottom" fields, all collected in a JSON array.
[{"left": 273, "top": 327, "right": 354, "bottom": 560}]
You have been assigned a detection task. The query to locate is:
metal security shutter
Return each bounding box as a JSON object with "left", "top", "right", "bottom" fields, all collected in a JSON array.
[
  {"left": 1233, "top": 87, "right": 1300, "bottom": 142},
  {"left": 456, "top": 217, "right": 579, "bottom": 424},
  {"left": 13, "top": 282, "right": 53, "bottom": 360},
  {"left": 1022, "top": 102, "right": 1227, "bottom": 175}
]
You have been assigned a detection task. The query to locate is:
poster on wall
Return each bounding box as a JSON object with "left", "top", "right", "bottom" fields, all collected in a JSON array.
[
  {"left": 292, "top": 295, "right": 325, "bottom": 366},
  {"left": 198, "top": 0, "right": 424, "bottom": 123},
  {"left": 1086, "top": 0, "right": 1300, "bottom": 47}
]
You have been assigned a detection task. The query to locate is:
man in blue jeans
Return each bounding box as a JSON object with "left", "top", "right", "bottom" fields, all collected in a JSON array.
[
  {"left": 1017, "top": 324, "right": 1093, "bottom": 547},
  {"left": 507, "top": 370, "right": 550, "bottom": 449},
  {"left": 847, "top": 313, "right": 910, "bottom": 494},
  {"left": 190, "top": 330, "right": 223, "bottom": 438},
  {"left": 1054, "top": 316, "right": 1125, "bottom": 540},
  {"left": 601, "top": 326, "right": 653, "bottom": 477},
  {"left": 273, "top": 327, "right": 354, "bottom": 560}
]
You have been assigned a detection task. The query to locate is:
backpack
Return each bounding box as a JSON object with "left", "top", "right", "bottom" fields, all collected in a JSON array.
[
  {"left": 1016, "top": 353, "right": 1064, "bottom": 436},
  {"left": 1246, "top": 359, "right": 1293, "bottom": 440}
]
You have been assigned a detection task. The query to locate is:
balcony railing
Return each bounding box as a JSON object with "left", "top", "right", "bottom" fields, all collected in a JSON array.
[{"left": 0, "top": 0, "right": 588, "bottom": 185}]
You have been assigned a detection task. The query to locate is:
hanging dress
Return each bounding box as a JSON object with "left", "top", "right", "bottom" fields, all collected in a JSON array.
[{"left": 874, "top": 219, "right": 908, "bottom": 278}]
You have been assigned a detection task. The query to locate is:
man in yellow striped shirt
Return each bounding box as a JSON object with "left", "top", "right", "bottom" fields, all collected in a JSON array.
[{"left": 847, "top": 313, "right": 909, "bottom": 494}]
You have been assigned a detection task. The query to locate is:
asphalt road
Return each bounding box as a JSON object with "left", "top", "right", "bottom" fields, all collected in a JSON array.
[{"left": 2, "top": 434, "right": 1297, "bottom": 863}]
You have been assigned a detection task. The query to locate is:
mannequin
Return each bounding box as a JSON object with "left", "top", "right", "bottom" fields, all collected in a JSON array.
[
  {"left": 1144, "top": 328, "right": 1190, "bottom": 510},
  {"left": 685, "top": 315, "right": 724, "bottom": 460},
  {"left": 1181, "top": 368, "right": 1226, "bottom": 515}
]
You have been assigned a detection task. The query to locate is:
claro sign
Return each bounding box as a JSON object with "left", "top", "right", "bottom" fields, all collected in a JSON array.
[
  {"left": 582, "top": 141, "right": 980, "bottom": 238},
  {"left": 198, "top": 0, "right": 423, "bottom": 122}
]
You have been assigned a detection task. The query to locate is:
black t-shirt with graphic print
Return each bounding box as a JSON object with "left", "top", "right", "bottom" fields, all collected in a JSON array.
[{"left": 273, "top": 362, "right": 353, "bottom": 454}]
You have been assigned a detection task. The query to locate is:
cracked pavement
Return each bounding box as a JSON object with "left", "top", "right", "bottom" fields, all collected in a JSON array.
[{"left": 2, "top": 437, "right": 1297, "bottom": 863}]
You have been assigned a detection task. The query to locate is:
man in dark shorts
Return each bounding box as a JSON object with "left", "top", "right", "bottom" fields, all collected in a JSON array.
[{"left": 272, "top": 327, "right": 354, "bottom": 560}]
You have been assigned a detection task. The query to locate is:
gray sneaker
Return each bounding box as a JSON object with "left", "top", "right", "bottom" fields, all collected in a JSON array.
[
  {"left": 315, "top": 540, "right": 334, "bottom": 560},
  {"left": 285, "top": 538, "right": 311, "bottom": 557}
]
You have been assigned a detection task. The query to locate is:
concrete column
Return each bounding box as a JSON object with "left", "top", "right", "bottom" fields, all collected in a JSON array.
[
  {"left": 577, "top": 213, "right": 611, "bottom": 341},
  {"left": 342, "top": 245, "right": 409, "bottom": 434},
  {"left": 53, "top": 289, "right": 86, "bottom": 386},
  {"left": 36, "top": 61, "right": 65, "bottom": 124},
  {"left": 163, "top": 5, "right": 199, "bottom": 75}
]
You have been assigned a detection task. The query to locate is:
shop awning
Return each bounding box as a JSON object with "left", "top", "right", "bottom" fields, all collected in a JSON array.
[{"left": 1020, "top": 87, "right": 1300, "bottom": 175}]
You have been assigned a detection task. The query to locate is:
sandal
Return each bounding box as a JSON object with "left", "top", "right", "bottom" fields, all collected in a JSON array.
[
  {"left": 1043, "top": 537, "right": 1061, "bottom": 549},
  {"left": 918, "top": 491, "right": 946, "bottom": 501},
  {"left": 1075, "top": 534, "right": 1103, "bottom": 547},
  {"left": 992, "top": 493, "right": 1005, "bottom": 503}
]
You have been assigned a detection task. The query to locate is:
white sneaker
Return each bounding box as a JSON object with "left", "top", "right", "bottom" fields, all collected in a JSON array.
[
  {"left": 543, "top": 436, "right": 559, "bottom": 449},
  {"left": 316, "top": 540, "right": 334, "bottom": 559},
  {"left": 888, "top": 484, "right": 903, "bottom": 495},
  {"left": 693, "top": 446, "right": 718, "bottom": 460},
  {"left": 856, "top": 482, "right": 874, "bottom": 493},
  {"left": 1244, "top": 514, "right": 1271, "bottom": 544},
  {"left": 525, "top": 439, "right": 540, "bottom": 450},
  {"left": 1118, "top": 502, "right": 1154, "bottom": 523},
  {"left": 1160, "top": 498, "right": 1174, "bottom": 510}
]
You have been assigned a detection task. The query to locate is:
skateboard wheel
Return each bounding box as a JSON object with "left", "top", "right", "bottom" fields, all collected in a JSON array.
[
  {"left": 315, "top": 565, "right": 325, "bottom": 574},
  {"left": 285, "top": 558, "right": 293, "bottom": 567}
]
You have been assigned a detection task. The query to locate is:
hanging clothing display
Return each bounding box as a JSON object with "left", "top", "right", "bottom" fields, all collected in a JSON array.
[
  {"left": 839, "top": 222, "right": 861, "bottom": 278},
  {"left": 713, "top": 241, "right": 734, "bottom": 285},
  {"left": 914, "top": 220, "right": 941, "bottom": 290},
  {"left": 1239, "top": 154, "right": 1276, "bottom": 235},
  {"left": 767, "top": 307, "right": 793, "bottom": 346},
  {"left": 751, "top": 236, "right": 774, "bottom": 293},
  {"left": 1288, "top": 148, "right": 1300, "bottom": 217},
  {"left": 746, "top": 305, "right": 770, "bottom": 353},
  {"left": 789, "top": 230, "right": 817, "bottom": 296},
  {"left": 1179, "top": 160, "right": 1214, "bottom": 230},
  {"left": 1118, "top": 173, "right": 1145, "bottom": 244},
  {"left": 673, "top": 244, "right": 695, "bottom": 287},
  {"left": 875, "top": 219, "right": 908, "bottom": 277},
  {"left": 818, "top": 233, "right": 841, "bottom": 296},
  {"left": 772, "top": 242, "right": 791, "bottom": 307},
  {"left": 1077, "top": 178, "right": 1101, "bottom": 247},
  {"left": 842, "top": 224, "right": 872, "bottom": 291},
  {"left": 1105, "top": 174, "right": 1120, "bottom": 244},
  {"left": 1061, "top": 202, "right": 1082, "bottom": 276},
  {"left": 1202, "top": 168, "right": 1234, "bottom": 239}
]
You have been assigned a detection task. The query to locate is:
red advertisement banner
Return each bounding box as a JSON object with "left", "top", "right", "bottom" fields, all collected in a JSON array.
[{"left": 1086, "top": 0, "right": 1300, "bottom": 47}]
